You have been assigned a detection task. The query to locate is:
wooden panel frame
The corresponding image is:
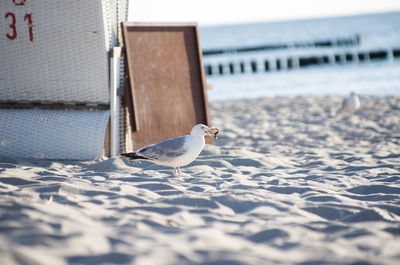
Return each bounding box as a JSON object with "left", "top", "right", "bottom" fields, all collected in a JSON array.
[{"left": 122, "top": 22, "right": 211, "bottom": 150}]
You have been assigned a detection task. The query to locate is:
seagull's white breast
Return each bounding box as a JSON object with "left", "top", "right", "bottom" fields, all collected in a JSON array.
[
  {"left": 342, "top": 95, "right": 360, "bottom": 113},
  {"left": 172, "top": 135, "right": 205, "bottom": 167}
]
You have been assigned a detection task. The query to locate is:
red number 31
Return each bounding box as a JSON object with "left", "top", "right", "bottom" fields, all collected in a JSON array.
[{"left": 4, "top": 12, "right": 33, "bottom": 42}]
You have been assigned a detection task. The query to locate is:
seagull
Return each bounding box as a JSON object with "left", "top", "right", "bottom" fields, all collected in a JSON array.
[
  {"left": 340, "top": 92, "right": 360, "bottom": 115},
  {"left": 121, "top": 124, "right": 218, "bottom": 175}
]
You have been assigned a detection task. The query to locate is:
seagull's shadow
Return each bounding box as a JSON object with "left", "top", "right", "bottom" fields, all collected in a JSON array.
[
  {"left": 120, "top": 159, "right": 178, "bottom": 177},
  {"left": 119, "top": 158, "right": 213, "bottom": 178}
]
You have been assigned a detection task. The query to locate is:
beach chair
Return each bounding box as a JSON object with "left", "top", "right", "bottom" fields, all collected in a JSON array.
[{"left": 0, "top": 0, "right": 128, "bottom": 160}]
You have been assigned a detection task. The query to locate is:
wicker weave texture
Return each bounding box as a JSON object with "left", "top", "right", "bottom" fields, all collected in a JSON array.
[
  {"left": 0, "top": 109, "right": 110, "bottom": 160},
  {"left": 0, "top": 1, "right": 111, "bottom": 104}
]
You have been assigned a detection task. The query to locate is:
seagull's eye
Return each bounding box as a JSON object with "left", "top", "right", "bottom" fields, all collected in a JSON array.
[{"left": 201, "top": 126, "right": 205, "bottom": 130}]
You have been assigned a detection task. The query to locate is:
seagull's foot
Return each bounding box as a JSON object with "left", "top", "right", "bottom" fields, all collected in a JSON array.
[{"left": 173, "top": 166, "right": 182, "bottom": 176}]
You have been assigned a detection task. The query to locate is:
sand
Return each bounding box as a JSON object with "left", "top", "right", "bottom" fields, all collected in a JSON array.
[{"left": 1, "top": 96, "right": 400, "bottom": 265}]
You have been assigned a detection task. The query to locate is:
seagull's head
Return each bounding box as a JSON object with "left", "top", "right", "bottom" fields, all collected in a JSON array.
[{"left": 191, "top": 124, "right": 219, "bottom": 138}]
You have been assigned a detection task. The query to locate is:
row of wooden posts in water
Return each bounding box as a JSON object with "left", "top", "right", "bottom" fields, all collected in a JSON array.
[{"left": 204, "top": 48, "right": 400, "bottom": 76}]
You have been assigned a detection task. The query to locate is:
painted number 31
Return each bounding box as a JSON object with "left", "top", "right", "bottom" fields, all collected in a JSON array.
[{"left": 4, "top": 12, "right": 34, "bottom": 42}]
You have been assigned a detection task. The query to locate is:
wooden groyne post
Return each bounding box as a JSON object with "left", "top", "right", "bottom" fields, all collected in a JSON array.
[{"left": 204, "top": 47, "right": 400, "bottom": 76}]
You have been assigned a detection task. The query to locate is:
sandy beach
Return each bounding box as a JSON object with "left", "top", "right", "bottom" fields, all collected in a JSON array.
[{"left": 1, "top": 95, "right": 400, "bottom": 265}]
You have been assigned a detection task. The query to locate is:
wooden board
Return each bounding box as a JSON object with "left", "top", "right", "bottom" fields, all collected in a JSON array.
[{"left": 122, "top": 23, "right": 210, "bottom": 150}]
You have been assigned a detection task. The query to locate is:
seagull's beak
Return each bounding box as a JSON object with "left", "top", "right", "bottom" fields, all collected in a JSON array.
[{"left": 206, "top": 127, "right": 219, "bottom": 138}]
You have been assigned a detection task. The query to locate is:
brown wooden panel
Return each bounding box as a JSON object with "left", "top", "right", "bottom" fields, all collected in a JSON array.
[{"left": 122, "top": 23, "right": 210, "bottom": 150}]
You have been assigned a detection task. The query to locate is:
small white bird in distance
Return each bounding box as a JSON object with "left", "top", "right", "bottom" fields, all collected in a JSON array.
[
  {"left": 340, "top": 92, "right": 360, "bottom": 115},
  {"left": 121, "top": 124, "right": 219, "bottom": 175}
]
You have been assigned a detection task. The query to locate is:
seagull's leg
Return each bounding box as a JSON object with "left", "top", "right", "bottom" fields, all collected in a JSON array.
[{"left": 173, "top": 167, "right": 181, "bottom": 176}]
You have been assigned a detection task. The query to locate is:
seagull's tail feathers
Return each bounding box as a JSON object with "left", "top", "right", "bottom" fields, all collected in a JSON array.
[{"left": 121, "top": 152, "right": 149, "bottom": 160}]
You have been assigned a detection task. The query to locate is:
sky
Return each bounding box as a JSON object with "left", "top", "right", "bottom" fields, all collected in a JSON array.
[{"left": 128, "top": 0, "right": 400, "bottom": 26}]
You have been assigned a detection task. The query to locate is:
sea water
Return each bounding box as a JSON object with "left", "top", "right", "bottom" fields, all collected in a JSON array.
[{"left": 199, "top": 11, "right": 400, "bottom": 101}]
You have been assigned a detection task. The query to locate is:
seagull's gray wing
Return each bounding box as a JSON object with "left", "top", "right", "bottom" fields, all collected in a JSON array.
[
  {"left": 137, "top": 136, "right": 188, "bottom": 162},
  {"left": 341, "top": 98, "right": 349, "bottom": 111},
  {"left": 340, "top": 99, "right": 346, "bottom": 111}
]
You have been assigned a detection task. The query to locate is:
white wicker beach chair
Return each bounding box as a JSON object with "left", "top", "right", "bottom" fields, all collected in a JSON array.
[{"left": 0, "top": 0, "right": 129, "bottom": 160}]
